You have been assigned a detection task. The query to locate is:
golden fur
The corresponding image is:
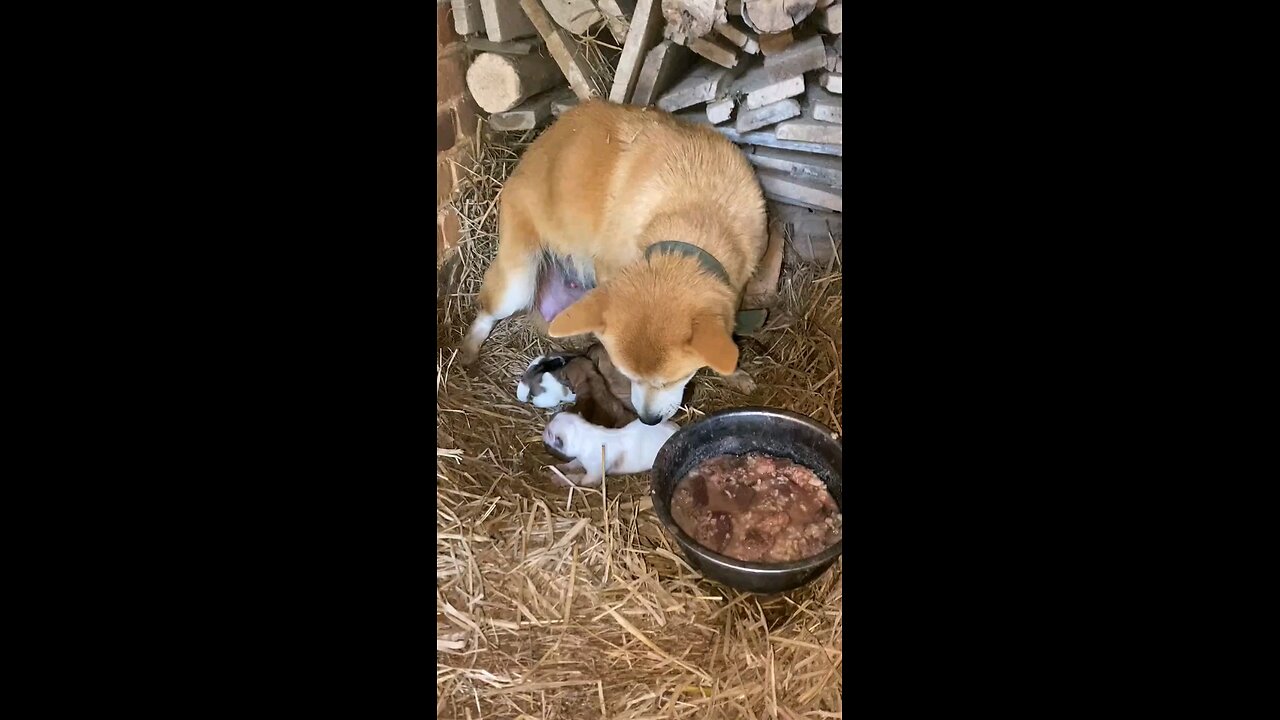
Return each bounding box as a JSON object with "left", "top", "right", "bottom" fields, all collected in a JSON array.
[{"left": 460, "top": 101, "right": 768, "bottom": 420}]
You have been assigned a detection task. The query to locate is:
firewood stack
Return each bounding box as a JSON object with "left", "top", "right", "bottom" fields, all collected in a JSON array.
[{"left": 446, "top": 0, "right": 842, "bottom": 263}]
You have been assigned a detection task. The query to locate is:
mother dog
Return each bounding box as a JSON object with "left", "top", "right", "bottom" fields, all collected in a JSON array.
[{"left": 459, "top": 101, "right": 768, "bottom": 425}]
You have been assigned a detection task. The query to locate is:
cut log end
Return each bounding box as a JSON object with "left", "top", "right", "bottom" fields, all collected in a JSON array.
[{"left": 741, "top": 0, "right": 817, "bottom": 34}]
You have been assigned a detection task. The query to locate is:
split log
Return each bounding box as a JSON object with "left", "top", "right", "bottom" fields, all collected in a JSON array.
[
  {"left": 662, "top": 0, "right": 728, "bottom": 44},
  {"left": 756, "top": 168, "right": 840, "bottom": 211},
  {"left": 452, "top": 0, "right": 487, "bottom": 35},
  {"left": 762, "top": 35, "right": 826, "bottom": 80},
  {"left": 490, "top": 88, "right": 576, "bottom": 131},
  {"left": 541, "top": 0, "right": 603, "bottom": 35},
  {"left": 808, "top": 84, "right": 840, "bottom": 124},
  {"left": 813, "top": 2, "right": 841, "bottom": 33},
  {"left": 479, "top": 0, "right": 537, "bottom": 41},
  {"left": 466, "top": 37, "right": 544, "bottom": 54},
  {"left": 757, "top": 30, "right": 794, "bottom": 56},
  {"left": 609, "top": 0, "right": 666, "bottom": 102},
  {"left": 714, "top": 18, "right": 758, "bottom": 54},
  {"left": 518, "top": 0, "right": 609, "bottom": 100},
  {"left": 735, "top": 97, "right": 800, "bottom": 132},
  {"left": 731, "top": 62, "right": 805, "bottom": 109},
  {"left": 657, "top": 61, "right": 738, "bottom": 111},
  {"left": 466, "top": 51, "right": 565, "bottom": 113},
  {"left": 819, "top": 71, "right": 841, "bottom": 94},
  {"left": 596, "top": 0, "right": 636, "bottom": 43},
  {"left": 743, "top": 145, "right": 841, "bottom": 187},
  {"left": 740, "top": 0, "right": 816, "bottom": 34},
  {"left": 631, "top": 40, "right": 694, "bottom": 106},
  {"left": 768, "top": 202, "right": 841, "bottom": 264},
  {"left": 687, "top": 34, "right": 740, "bottom": 68},
  {"left": 676, "top": 110, "right": 842, "bottom": 155},
  {"left": 774, "top": 97, "right": 841, "bottom": 144},
  {"left": 706, "top": 96, "right": 735, "bottom": 123}
]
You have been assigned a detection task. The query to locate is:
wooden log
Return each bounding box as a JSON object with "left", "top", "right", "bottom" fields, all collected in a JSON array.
[
  {"left": 763, "top": 34, "right": 826, "bottom": 80},
  {"left": 757, "top": 30, "right": 793, "bottom": 56},
  {"left": 631, "top": 40, "right": 694, "bottom": 106},
  {"left": 808, "top": 84, "right": 840, "bottom": 123},
  {"left": 727, "top": 0, "right": 743, "bottom": 14},
  {"left": 735, "top": 97, "right": 800, "bottom": 132},
  {"left": 743, "top": 145, "right": 841, "bottom": 187},
  {"left": 732, "top": 62, "right": 805, "bottom": 109},
  {"left": 657, "top": 61, "right": 738, "bottom": 111},
  {"left": 596, "top": 0, "right": 635, "bottom": 43},
  {"left": 490, "top": 87, "right": 576, "bottom": 131},
  {"left": 541, "top": 0, "right": 603, "bottom": 35},
  {"left": 518, "top": 0, "right": 609, "bottom": 100},
  {"left": 662, "top": 0, "right": 728, "bottom": 44},
  {"left": 452, "top": 0, "right": 487, "bottom": 35},
  {"left": 740, "top": 0, "right": 816, "bottom": 34},
  {"left": 756, "top": 168, "right": 840, "bottom": 211},
  {"left": 479, "top": 0, "right": 537, "bottom": 41},
  {"left": 466, "top": 51, "right": 565, "bottom": 112},
  {"left": 813, "top": 2, "right": 841, "bottom": 33},
  {"left": 707, "top": 96, "right": 735, "bottom": 123},
  {"left": 466, "top": 37, "right": 543, "bottom": 54},
  {"left": 688, "top": 34, "right": 740, "bottom": 68},
  {"left": 774, "top": 98, "right": 841, "bottom": 144},
  {"left": 714, "top": 18, "right": 758, "bottom": 54},
  {"left": 609, "top": 0, "right": 665, "bottom": 102},
  {"left": 677, "top": 110, "right": 842, "bottom": 155},
  {"left": 819, "top": 71, "right": 841, "bottom": 94},
  {"left": 551, "top": 94, "right": 580, "bottom": 115}
]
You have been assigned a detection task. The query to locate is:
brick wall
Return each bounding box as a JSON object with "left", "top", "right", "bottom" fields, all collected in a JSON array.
[{"left": 437, "top": 0, "right": 482, "bottom": 268}]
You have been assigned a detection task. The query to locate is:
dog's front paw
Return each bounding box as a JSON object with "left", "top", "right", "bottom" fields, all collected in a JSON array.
[{"left": 721, "top": 369, "right": 757, "bottom": 395}]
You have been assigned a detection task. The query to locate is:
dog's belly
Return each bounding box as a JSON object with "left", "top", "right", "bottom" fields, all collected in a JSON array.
[{"left": 535, "top": 260, "right": 590, "bottom": 322}]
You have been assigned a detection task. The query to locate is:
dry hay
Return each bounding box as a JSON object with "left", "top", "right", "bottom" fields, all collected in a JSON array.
[{"left": 437, "top": 130, "right": 843, "bottom": 720}]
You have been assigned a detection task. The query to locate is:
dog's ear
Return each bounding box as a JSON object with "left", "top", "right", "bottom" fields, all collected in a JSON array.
[
  {"left": 689, "top": 315, "right": 739, "bottom": 375},
  {"left": 549, "top": 290, "right": 607, "bottom": 338}
]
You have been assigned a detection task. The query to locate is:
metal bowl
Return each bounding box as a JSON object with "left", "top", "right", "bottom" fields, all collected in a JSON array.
[{"left": 650, "top": 407, "right": 843, "bottom": 594}]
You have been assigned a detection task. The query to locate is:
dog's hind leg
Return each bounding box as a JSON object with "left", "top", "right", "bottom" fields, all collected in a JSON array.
[{"left": 459, "top": 199, "right": 540, "bottom": 365}]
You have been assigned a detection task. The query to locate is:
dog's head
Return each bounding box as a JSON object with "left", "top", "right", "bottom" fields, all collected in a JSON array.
[{"left": 547, "top": 266, "right": 738, "bottom": 426}]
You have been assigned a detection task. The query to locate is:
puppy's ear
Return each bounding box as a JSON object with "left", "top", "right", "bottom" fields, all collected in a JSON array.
[
  {"left": 549, "top": 289, "right": 607, "bottom": 338},
  {"left": 689, "top": 315, "right": 739, "bottom": 375}
]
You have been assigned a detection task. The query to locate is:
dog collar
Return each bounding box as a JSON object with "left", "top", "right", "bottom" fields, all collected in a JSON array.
[
  {"left": 645, "top": 241, "right": 732, "bottom": 287},
  {"left": 644, "top": 241, "right": 766, "bottom": 335}
]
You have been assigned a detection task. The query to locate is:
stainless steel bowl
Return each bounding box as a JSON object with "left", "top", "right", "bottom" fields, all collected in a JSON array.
[{"left": 650, "top": 407, "right": 843, "bottom": 594}]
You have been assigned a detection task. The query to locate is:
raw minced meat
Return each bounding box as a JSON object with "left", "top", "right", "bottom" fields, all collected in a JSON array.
[{"left": 670, "top": 453, "right": 841, "bottom": 563}]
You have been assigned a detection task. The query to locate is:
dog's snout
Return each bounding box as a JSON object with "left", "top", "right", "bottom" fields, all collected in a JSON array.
[{"left": 639, "top": 414, "right": 663, "bottom": 426}]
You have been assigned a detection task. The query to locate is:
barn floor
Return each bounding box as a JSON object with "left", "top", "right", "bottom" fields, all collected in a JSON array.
[{"left": 436, "top": 130, "right": 843, "bottom": 720}]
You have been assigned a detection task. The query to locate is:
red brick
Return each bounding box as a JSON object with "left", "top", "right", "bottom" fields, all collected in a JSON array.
[
  {"left": 437, "top": 105, "right": 456, "bottom": 153},
  {"left": 437, "top": 49, "right": 467, "bottom": 103},
  {"left": 437, "top": 4, "right": 459, "bottom": 49}
]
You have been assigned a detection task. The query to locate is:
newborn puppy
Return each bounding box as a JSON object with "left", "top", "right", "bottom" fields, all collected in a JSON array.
[
  {"left": 585, "top": 343, "right": 635, "bottom": 414},
  {"left": 560, "top": 357, "right": 636, "bottom": 428},
  {"left": 516, "top": 354, "right": 576, "bottom": 408},
  {"left": 542, "top": 411, "right": 678, "bottom": 487}
]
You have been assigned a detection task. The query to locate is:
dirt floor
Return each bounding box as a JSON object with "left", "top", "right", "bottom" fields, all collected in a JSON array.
[{"left": 436, "top": 130, "right": 843, "bottom": 720}]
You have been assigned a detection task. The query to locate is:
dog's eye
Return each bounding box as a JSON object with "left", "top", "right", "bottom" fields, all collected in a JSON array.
[{"left": 553, "top": 435, "right": 563, "bottom": 448}]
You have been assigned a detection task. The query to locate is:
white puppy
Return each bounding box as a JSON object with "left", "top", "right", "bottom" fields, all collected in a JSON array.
[{"left": 543, "top": 412, "right": 678, "bottom": 487}]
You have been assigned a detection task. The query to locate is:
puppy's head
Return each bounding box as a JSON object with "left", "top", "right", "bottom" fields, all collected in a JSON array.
[
  {"left": 548, "top": 264, "right": 738, "bottom": 426},
  {"left": 543, "top": 411, "right": 583, "bottom": 459}
]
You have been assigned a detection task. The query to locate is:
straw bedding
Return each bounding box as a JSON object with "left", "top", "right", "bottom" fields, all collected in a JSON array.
[{"left": 437, "top": 126, "right": 843, "bottom": 720}]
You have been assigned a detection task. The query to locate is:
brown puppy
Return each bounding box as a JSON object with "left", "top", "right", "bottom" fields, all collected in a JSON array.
[
  {"left": 560, "top": 357, "right": 637, "bottom": 429},
  {"left": 459, "top": 101, "right": 768, "bottom": 424}
]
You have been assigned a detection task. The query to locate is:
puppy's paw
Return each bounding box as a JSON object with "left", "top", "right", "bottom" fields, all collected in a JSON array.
[{"left": 721, "top": 369, "right": 757, "bottom": 395}]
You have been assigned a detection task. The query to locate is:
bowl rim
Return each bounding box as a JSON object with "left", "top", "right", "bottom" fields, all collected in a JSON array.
[{"left": 650, "top": 406, "right": 844, "bottom": 575}]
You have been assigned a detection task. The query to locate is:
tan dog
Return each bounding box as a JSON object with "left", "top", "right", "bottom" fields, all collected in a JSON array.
[{"left": 460, "top": 101, "right": 768, "bottom": 424}]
